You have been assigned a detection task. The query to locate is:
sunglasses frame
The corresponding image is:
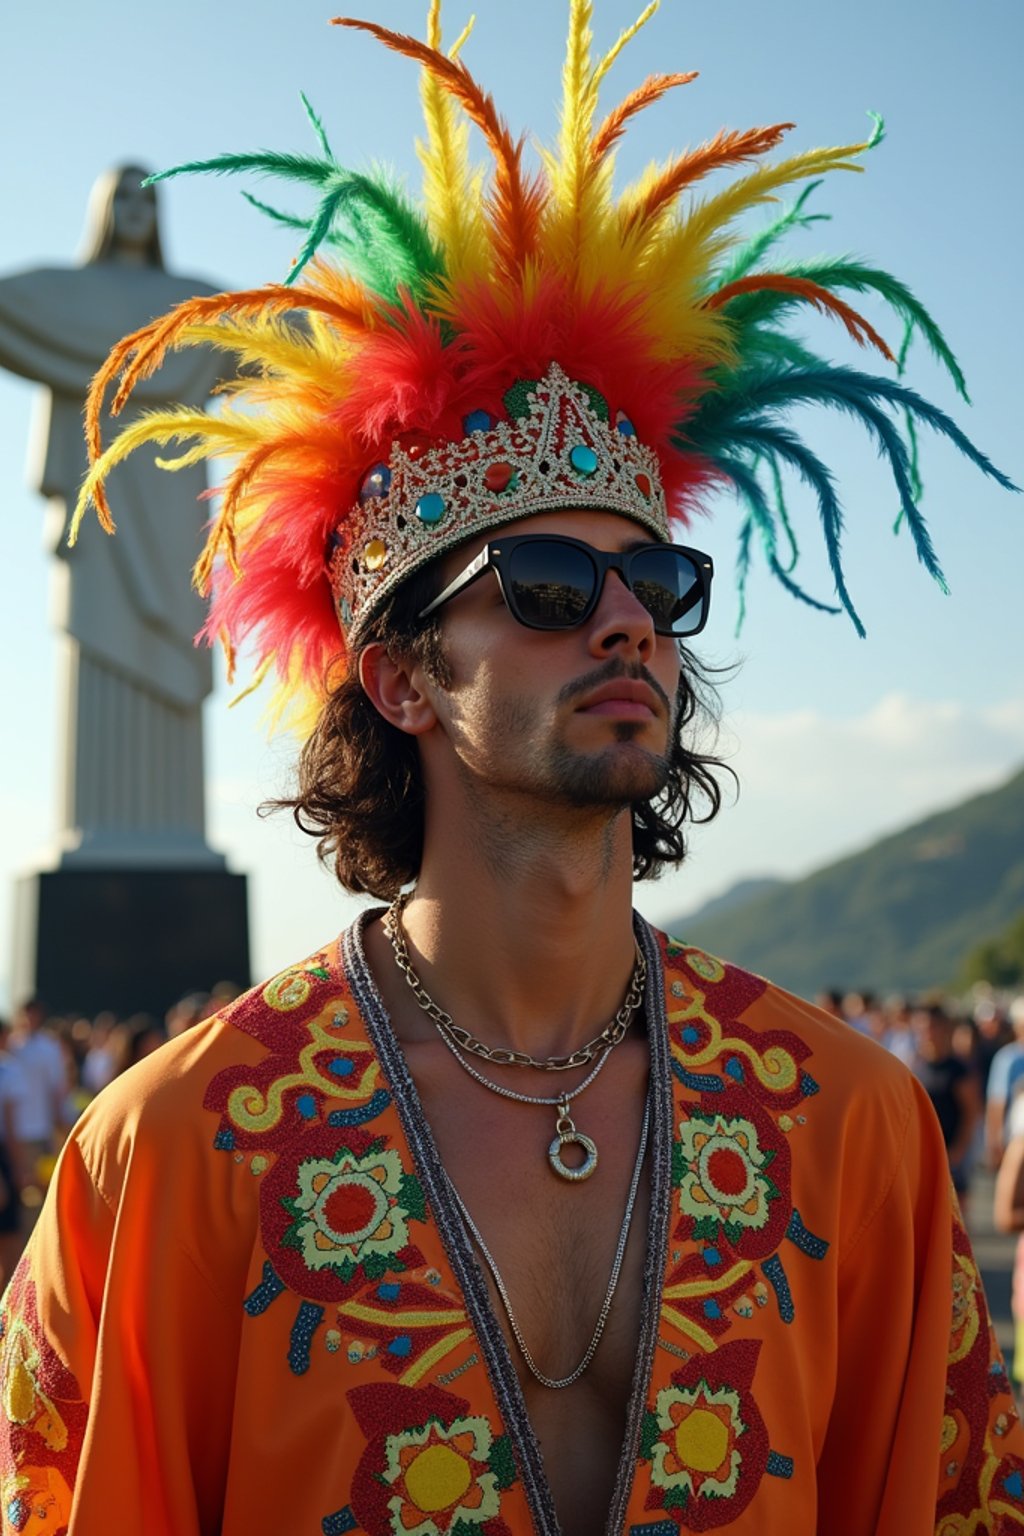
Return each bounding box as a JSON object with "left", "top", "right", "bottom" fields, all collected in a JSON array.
[{"left": 418, "top": 533, "right": 714, "bottom": 637}]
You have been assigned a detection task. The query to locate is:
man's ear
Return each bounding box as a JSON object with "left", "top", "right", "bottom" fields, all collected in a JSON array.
[{"left": 358, "top": 643, "right": 439, "bottom": 737}]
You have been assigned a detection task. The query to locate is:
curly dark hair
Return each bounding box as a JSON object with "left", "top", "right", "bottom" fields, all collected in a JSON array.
[{"left": 268, "top": 561, "right": 733, "bottom": 897}]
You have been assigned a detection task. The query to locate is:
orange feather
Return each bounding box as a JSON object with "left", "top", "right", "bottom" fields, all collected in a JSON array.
[
  {"left": 624, "top": 123, "right": 795, "bottom": 238},
  {"left": 705, "top": 273, "right": 895, "bottom": 361},
  {"left": 591, "top": 72, "right": 699, "bottom": 162},
  {"left": 83, "top": 282, "right": 376, "bottom": 530},
  {"left": 332, "top": 17, "right": 546, "bottom": 280}
]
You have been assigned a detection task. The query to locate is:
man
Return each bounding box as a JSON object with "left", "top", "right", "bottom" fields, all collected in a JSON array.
[
  {"left": 3, "top": 7, "right": 1022, "bottom": 1534},
  {"left": 987, "top": 996, "right": 1024, "bottom": 1169},
  {"left": 7, "top": 999, "right": 65, "bottom": 1203}
]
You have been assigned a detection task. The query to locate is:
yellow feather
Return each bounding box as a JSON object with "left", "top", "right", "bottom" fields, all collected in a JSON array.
[
  {"left": 592, "top": 0, "right": 659, "bottom": 92},
  {"left": 69, "top": 409, "right": 266, "bottom": 543},
  {"left": 417, "top": 0, "right": 489, "bottom": 282}
]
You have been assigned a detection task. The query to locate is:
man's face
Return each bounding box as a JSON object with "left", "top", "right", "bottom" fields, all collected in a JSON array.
[{"left": 417, "top": 509, "right": 684, "bottom": 814}]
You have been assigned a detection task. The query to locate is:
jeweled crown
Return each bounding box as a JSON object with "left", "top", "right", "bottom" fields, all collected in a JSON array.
[{"left": 329, "top": 363, "right": 669, "bottom": 641}]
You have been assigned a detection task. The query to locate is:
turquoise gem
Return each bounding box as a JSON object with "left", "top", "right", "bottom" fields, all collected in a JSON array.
[
  {"left": 339, "top": 597, "right": 352, "bottom": 626},
  {"left": 569, "top": 444, "right": 598, "bottom": 477},
  {"left": 415, "top": 492, "right": 446, "bottom": 525},
  {"left": 463, "top": 409, "right": 494, "bottom": 434}
]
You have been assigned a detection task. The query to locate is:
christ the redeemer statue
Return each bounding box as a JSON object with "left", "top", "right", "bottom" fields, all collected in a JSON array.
[{"left": 0, "top": 164, "right": 224, "bottom": 868}]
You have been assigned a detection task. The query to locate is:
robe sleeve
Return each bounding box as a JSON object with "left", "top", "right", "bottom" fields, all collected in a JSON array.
[
  {"left": 816, "top": 1073, "right": 1024, "bottom": 1535},
  {"left": 0, "top": 1106, "right": 245, "bottom": 1535}
]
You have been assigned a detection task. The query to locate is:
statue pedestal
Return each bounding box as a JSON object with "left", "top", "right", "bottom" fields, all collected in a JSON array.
[{"left": 11, "top": 867, "right": 250, "bottom": 1018}]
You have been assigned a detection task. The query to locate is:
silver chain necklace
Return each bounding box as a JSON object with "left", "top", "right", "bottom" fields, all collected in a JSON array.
[
  {"left": 446, "top": 1090, "right": 650, "bottom": 1389},
  {"left": 383, "top": 894, "right": 646, "bottom": 1181}
]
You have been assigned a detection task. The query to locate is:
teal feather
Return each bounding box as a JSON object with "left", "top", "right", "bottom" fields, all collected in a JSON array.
[
  {"left": 712, "top": 423, "right": 864, "bottom": 634},
  {"left": 709, "top": 447, "right": 847, "bottom": 626},
  {"left": 721, "top": 258, "right": 970, "bottom": 402}
]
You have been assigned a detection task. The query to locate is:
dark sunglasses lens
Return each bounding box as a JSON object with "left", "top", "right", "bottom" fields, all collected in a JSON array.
[
  {"left": 629, "top": 548, "right": 706, "bottom": 634},
  {"left": 507, "top": 541, "right": 595, "bottom": 627}
]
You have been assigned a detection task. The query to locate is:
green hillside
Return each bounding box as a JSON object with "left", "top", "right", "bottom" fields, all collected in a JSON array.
[{"left": 675, "top": 765, "right": 1024, "bottom": 999}]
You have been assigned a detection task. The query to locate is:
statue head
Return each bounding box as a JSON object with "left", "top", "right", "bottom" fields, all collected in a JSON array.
[{"left": 80, "top": 164, "right": 165, "bottom": 268}]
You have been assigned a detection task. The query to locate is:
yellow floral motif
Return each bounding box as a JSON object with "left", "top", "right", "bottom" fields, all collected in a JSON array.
[
  {"left": 227, "top": 999, "right": 379, "bottom": 1133},
  {"left": 0, "top": 1315, "right": 68, "bottom": 1453},
  {"left": 382, "top": 1414, "right": 500, "bottom": 1536},
  {"left": 263, "top": 968, "right": 318, "bottom": 1011},
  {"left": 650, "top": 1378, "right": 745, "bottom": 1502},
  {"left": 666, "top": 979, "right": 799, "bottom": 1096},
  {"left": 949, "top": 1251, "right": 982, "bottom": 1366}
]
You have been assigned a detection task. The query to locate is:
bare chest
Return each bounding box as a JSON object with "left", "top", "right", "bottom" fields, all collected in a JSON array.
[{"left": 404, "top": 1040, "right": 652, "bottom": 1534}]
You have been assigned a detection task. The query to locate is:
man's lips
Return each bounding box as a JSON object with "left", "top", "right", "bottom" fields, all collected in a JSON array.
[{"left": 576, "top": 680, "right": 661, "bottom": 718}]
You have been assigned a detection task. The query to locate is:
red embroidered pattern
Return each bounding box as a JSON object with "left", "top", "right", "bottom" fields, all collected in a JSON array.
[
  {"left": 0, "top": 1267, "right": 87, "bottom": 1536},
  {"left": 637, "top": 937, "right": 824, "bottom": 1529},
  {"left": 935, "top": 1208, "right": 1024, "bottom": 1533},
  {"left": 204, "top": 953, "right": 472, "bottom": 1387}
]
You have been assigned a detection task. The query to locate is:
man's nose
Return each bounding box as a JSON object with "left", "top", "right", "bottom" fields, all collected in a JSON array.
[{"left": 586, "top": 567, "right": 656, "bottom": 660}]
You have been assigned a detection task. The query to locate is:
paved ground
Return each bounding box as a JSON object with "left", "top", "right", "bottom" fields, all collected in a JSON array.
[{"left": 966, "top": 1167, "right": 1017, "bottom": 1374}]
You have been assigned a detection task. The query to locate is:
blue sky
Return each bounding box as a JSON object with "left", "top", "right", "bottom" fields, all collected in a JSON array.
[{"left": 1, "top": 0, "right": 1022, "bottom": 1003}]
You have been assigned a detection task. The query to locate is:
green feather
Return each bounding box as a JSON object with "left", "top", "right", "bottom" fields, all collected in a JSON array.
[
  {"left": 714, "top": 180, "right": 831, "bottom": 290},
  {"left": 146, "top": 150, "right": 337, "bottom": 189},
  {"left": 300, "top": 92, "right": 334, "bottom": 162}
]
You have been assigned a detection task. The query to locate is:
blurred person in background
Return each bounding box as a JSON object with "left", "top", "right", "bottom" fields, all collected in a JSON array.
[
  {"left": 882, "top": 995, "right": 917, "bottom": 1068},
  {"left": 912, "top": 1003, "right": 982, "bottom": 1214},
  {"left": 111, "top": 1015, "right": 167, "bottom": 1076},
  {"left": 81, "top": 1012, "right": 119, "bottom": 1096},
  {"left": 986, "top": 997, "right": 1024, "bottom": 1169},
  {"left": 994, "top": 1080, "right": 1024, "bottom": 1405},
  {"left": 8, "top": 998, "right": 67, "bottom": 1208},
  {"left": 0, "top": 1020, "right": 28, "bottom": 1285}
]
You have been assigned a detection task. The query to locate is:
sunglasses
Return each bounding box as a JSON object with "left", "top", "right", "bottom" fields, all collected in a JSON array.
[{"left": 418, "top": 533, "right": 713, "bottom": 637}]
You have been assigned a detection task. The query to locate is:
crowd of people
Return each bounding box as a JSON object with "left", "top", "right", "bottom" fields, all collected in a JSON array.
[
  {"left": 814, "top": 983, "right": 1024, "bottom": 1397},
  {"left": 3, "top": 975, "right": 1024, "bottom": 1397},
  {"left": 0, "top": 983, "right": 240, "bottom": 1282}
]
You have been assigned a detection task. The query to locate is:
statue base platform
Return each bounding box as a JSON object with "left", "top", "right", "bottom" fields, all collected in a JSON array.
[{"left": 11, "top": 867, "right": 251, "bottom": 1019}]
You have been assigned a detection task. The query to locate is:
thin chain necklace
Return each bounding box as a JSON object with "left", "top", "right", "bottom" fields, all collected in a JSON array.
[
  {"left": 447, "top": 1090, "right": 650, "bottom": 1389},
  {"left": 383, "top": 894, "right": 647, "bottom": 1181},
  {"left": 385, "top": 892, "right": 646, "bottom": 1070}
]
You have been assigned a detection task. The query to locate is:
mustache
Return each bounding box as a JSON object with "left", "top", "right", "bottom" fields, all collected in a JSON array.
[{"left": 557, "top": 658, "right": 673, "bottom": 717}]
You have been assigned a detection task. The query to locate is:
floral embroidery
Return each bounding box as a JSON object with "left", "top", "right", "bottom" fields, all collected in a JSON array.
[
  {"left": 206, "top": 959, "right": 474, "bottom": 1391},
  {"left": 0, "top": 1269, "right": 87, "bottom": 1536},
  {"left": 281, "top": 1142, "right": 424, "bottom": 1284},
  {"left": 935, "top": 1207, "right": 1024, "bottom": 1532},
  {"left": 675, "top": 1110, "right": 781, "bottom": 1247},
  {"left": 635, "top": 938, "right": 830, "bottom": 1525},
  {"left": 348, "top": 1383, "right": 516, "bottom": 1536},
  {"left": 382, "top": 1415, "right": 501, "bottom": 1534},
  {"left": 639, "top": 1341, "right": 771, "bottom": 1532}
]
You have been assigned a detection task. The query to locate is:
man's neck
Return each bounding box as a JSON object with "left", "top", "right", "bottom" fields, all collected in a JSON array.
[{"left": 389, "top": 801, "right": 641, "bottom": 1061}]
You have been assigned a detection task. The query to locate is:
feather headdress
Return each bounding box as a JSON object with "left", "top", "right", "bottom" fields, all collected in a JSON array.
[{"left": 71, "top": 0, "right": 1013, "bottom": 733}]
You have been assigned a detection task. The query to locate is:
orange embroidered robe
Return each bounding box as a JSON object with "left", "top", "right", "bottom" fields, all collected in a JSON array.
[{"left": 2, "top": 919, "right": 1022, "bottom": 1535}]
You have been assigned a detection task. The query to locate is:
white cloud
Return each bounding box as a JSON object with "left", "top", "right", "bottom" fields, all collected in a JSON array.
[{"left": 637, "top": 693, "right": 1024, "bottom": 930}]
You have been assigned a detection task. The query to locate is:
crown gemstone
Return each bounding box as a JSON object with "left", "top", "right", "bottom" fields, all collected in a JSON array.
[
  {"left": 570, "top": 444, "right": 599, "bottom": 477},
  {"left": 359, "top": 463, "right": 391, "bottom": 503},
  {"left": 463, "top": 409, "right": 494, "bottom": 434},
  {"left": 615, "top": 411, "right": 637, "bottom": 438},
  {"left": 415, "top": 493, "right": 446, "bottom": 525},
  {"left": 484, "top": 461, "right": 516, "bottom": 494},
  {"left": 363, "top": 539, "right": 388, "bottom": 571},
  {"left": 635, "top": 472, "right": 652, "bottom": 498}
]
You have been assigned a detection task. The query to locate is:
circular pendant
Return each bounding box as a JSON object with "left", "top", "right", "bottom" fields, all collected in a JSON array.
[{"left": 548, "top": 1129, "right": 599, "bottom": 1182}]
